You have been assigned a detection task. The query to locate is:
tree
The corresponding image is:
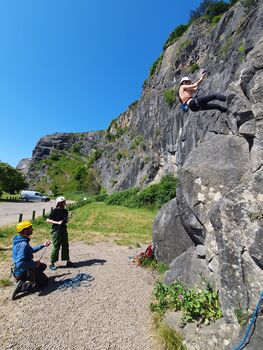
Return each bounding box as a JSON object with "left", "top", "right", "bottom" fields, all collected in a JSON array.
[
  {"left": 0, "top": 161, "right": 27, "bottom": 194},
  {"left": 189, "top": 0, "right": 229, "bottom": 22}
]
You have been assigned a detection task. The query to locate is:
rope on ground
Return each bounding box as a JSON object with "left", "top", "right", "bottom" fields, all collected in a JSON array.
[
  {"left": 58, "top": 273, "right": 94, "bottom": 292},
  {"left": 232, "top": 290, "right": 263, "bottom": 350}
]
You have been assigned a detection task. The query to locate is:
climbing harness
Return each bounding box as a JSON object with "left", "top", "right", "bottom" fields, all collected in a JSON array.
[
  {"left": 179, "top": 87, "right": 204, "bottom": 112},
  {"left": 58, "top": 273, "right": 94, "bottom": 292},
  {"left": 232, "top": 289, "right": 263, "bottom": 350}
]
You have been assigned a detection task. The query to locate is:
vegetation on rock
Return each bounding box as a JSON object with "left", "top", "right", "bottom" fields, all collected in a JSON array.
[{"left": 151, "top": 281, "right": 223, "bottom": 324}]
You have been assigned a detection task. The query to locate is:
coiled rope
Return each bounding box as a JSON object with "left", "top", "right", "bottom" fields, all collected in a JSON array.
[
  {"left": 233, "top": 290, "right": 263, "bottom": 350},
  {"left": 58, "top": 273, "right": 94, "bottom": 292}
]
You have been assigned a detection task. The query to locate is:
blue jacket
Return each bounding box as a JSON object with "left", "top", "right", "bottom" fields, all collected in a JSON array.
[{"left": 12, "top": 235, "right": 44, "bottom": 276}]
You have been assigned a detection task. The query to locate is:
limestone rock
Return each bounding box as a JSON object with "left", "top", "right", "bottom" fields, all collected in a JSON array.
[
  {"left": 164, "top": 247, "right": 213, "bottom": 288},
  {"left": 152, "top": 198, "right": 194, "bottom": 264}
]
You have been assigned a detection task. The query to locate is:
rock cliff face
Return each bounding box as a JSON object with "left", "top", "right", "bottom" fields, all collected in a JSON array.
[
  {"left": 22, "top": 1, "right": 263, "bottom": 347},
  {"left": 151, "top": 2, "right": 263, "bottom": 348}
]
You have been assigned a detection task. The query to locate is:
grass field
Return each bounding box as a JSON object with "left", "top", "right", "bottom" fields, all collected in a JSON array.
[{"left": 0, "top": 202, "right": 157, "bottom": 262}]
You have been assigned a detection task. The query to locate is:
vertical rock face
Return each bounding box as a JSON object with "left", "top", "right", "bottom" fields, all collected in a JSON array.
[{"left": 153, "top": 5, "right": 263, "bottom": 348}]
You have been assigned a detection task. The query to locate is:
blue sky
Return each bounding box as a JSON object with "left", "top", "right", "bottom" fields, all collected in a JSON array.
[{"left": 0, "top": 0, "right": 202, "bottom": 167}]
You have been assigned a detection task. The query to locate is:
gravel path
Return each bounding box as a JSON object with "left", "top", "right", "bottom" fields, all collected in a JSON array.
[{"left": 0, "top": 242, "right": 159, "bottom": 350}]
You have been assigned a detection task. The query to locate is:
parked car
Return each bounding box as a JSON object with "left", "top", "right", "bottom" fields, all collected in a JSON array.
[{"left": 20, "top": 190, "right": 50, "bottom": 202}]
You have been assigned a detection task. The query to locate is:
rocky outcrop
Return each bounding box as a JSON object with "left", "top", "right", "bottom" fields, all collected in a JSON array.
[
  {"left": 152, "top": 198, "right": 194, "bottom": 264},
  {"left": 16, "top": 158, "right": 32, "bottom": 176}
]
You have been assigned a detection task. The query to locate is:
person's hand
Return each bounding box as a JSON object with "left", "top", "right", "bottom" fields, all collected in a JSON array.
[
  {"left": 58, "top": 220, "right": 63, "bottom": 225},
  {"left": 44, "top": 240, "right": 51, "bottom": 247}
]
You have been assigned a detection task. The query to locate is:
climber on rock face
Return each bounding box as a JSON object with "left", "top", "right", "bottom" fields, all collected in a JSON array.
[{"left": 178, "top": 71, "right": 228, "bottom": 113}]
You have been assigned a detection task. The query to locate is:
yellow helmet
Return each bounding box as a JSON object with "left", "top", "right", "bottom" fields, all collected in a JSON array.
[{"left": 16, "top": 220, "right": 32, "bottom": 233}]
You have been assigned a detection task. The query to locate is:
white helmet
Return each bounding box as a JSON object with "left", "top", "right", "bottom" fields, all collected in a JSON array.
[
  {"left": 56, "top": 196, "right": 65, "bottom": 204},
  {"left": 180, "top": 76, "right": 191, "bottom": 84}
]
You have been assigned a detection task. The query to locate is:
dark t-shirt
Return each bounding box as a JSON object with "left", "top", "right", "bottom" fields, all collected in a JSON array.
[{"left": 48, "top": 207, "right": 68, "bottom": 230}]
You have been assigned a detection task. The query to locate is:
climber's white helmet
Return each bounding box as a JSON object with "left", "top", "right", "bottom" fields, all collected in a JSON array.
[
  {"left": 56, "top": 196, "right": 66, "bottom": 204},
  {"left": 180, "top": 77, "right": 192, "bottom": 84}
]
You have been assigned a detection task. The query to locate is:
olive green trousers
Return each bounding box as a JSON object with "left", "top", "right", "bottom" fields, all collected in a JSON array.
[{"left": 50, "top": 228, "right": 69, "bottom": 264}]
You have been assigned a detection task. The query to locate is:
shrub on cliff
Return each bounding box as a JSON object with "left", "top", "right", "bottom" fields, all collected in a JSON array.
[
  {"left": 163, "top": 89, "right": 177, "bottom": 107},
  {"left": 163, "top": 24, "right": 189, "bottom": 51},
  {"left": 189, "top": 0, "right": 230, "bottom": 22}
]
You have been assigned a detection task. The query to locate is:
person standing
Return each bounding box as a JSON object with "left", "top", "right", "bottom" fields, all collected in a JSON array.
[
  {"left": 12, "top": 220, "right": 50, "bottom": 300},
  {"left": 47, "top": 196, "right": 74, "bottom": 270}
]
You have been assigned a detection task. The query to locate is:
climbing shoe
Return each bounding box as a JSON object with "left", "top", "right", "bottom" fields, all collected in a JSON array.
[
  {"left": 11, "top": 280, "right": 23, "bottom": 300},
  {"left": 49, "top": 264, "right": 57, "bottom": 271},
  {"left": 66, "top": 261, "right": 76, "bottom": 268}
]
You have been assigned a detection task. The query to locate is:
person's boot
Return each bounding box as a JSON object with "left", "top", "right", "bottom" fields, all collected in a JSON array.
[
  {"left": 11, "top": 280, "right": 23, "bottom": 300},
  {"left": 66, "top": 261, "right": 75, "bottom": 268}
]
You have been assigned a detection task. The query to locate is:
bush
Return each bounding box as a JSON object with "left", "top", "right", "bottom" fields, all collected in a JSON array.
[
  {"left": 105, "top": 188, "right": 140, "bottom": 206},
  {"left": 104, "top": 174, "right": 177, "bottom": 209},
  {"left": 87, "top": 149, "right": 103, "bottom": 167},
  {"left": 138, "top": 174, "right": 177, "bottom": 208},
  {"left": 188, "top": 63, "right": 200, "bottom": 73},
  {"left": 72, "top": 143, "right": 82, "bottom": 153},
  {"left": 163, "top": 89, "right": 177, "bottom": 107},
  {"left": 150, "top": 54, "right": 163, "bottom": 77},
  {"left": 163, "top": 24, "right": 189, "bottom": 50},
  {"left": 96, "top": 188, "right": 109, "bottom": 202},
  {"left": 190, "top": 0, "right": 229, "bottom": 22}
]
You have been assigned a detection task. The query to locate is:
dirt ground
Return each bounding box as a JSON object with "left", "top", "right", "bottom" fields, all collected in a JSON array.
[{"left": 0, "top": 242, "right": 160, "bottom": 350}]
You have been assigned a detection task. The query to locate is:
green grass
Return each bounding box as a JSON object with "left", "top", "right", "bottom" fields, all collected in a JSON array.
[
  {"left": 153, "top": 313, "right": 187, "bottom": 350},
  {"left": 0, "top": 202, "right": 157, "bottom": 253},
  {"left": 68, "top": 202, "right": 157, "bottom": 246},
  {"left": 0, "top": 278, "right": 12, "bottom": 287}
]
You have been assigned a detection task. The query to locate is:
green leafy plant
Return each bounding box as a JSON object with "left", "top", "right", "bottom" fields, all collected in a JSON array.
[
  {"left": 131, "top": 135, "right": 144, "bottom": 150},
  {"left": 0, "top": 278, "right": 12, "bottom": 287},
  {"left": 103, "top": 174, "right": 177, "bottom": 209},
  {"left": 190, "top": 0, "right": 230, "bottom": 22},
  {"left": 235, "top": 307, "right": 249, "bottom": 326},
  {"left": 72, "top": 143, "right": 82, "bottom": 153},
  {"left": 151, "top": 281, "right": 223, "bottom": 324},
  {"left": 87, "top": 149, "right": 103, "bottom": 167},
  {"left": 150, "top": 54, "right": 163, "bottom": 77},
  {"left": 179, "top": 39, "right": 193, "bottom": 52},
  {"left": 163, "top": 24, "right": 189, "bottom": 50},
  {"left": 163, "top": 89, "right": 177, "bottom": 107},
  {"left": 188, "top": 63, "right": 200, "bottom": 73}
]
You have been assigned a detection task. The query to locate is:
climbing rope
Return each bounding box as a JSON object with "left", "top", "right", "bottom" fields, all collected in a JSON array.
[
  {"left": 58, "top": 273, "right": 94, "bottom": 292},
  {"left": 233, "top": 290, "right": 263, "bottom": 350}
]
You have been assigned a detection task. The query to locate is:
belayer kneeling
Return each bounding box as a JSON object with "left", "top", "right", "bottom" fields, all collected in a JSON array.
[
  {"left": 178, "top": 71, "right": 227, "bottom": 113},
  {"left": 11, "top": 220, "right": 50, "bottom": 300}
]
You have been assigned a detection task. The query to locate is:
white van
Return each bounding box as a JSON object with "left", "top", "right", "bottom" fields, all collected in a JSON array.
[{"left": 20, "top": 190, "right": 50, "bottom": 202}]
